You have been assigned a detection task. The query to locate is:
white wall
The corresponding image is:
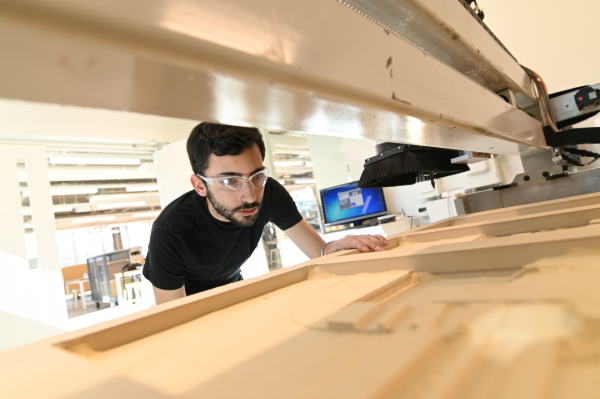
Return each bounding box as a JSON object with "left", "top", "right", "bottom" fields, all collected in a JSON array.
[
  {"left": 0, "top": 144, "right": 67, "bottom": 351},
  {"left": 0, "top": 99, "right": 197, "bottom": 144},
  {"left": 481, "top": 0, "right": 600, "bottom": 132},
  {"left": 343, "top": 137, "right": 376, "bottom": 182},
  {"left": 0, "top": 311, "right": 65, "bottom": 352},
  {"left": 306, "top": 135, "right": 351, "bottom": 190},
  {"left": 155, "top": 139, "right": 194, "bottom": 208},
  {"left": 495, "top": 155, "right": 525, "bottom": 184},
  {"left": 481, "top": 0, "right": 600, "bottom": 95},
  {"left": 383, "top": 182, "right": 431, "bottom": 217}
]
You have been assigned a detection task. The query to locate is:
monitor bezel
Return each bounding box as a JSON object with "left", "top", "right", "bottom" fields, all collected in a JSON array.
[{"left": 319, "top": 181, "right": 388, "bottom": 227}]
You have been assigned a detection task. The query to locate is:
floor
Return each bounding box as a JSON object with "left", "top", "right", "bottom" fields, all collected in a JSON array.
[
  {"left": 66, "top": 292, "right": 109, "bottom": 319},
  {"left": 65, "top": 292, "right": 151, "bottom": 332}
]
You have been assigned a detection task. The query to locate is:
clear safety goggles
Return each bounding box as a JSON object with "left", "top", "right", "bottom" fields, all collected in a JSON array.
[{"left": 197, "top": 168, "right": 270, "bottom": 192}]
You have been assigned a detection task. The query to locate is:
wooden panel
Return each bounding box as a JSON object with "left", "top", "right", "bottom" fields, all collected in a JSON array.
[
  {"left": 57, "top": 264, "right": 311, "bottom": 352},
  {"left": 449, "top": 191, "right": 600, "bottom": 227},
  {"left": 319, "top": 225, "right": 600, "bottom": 276},
  {"left": 340, "top": 203, "right": 600, "bottom": 254},
  {"left": 402, "top": 204, "right": 600, "bottom": 243},
  {"left": 2, "top": 192, "right": 600, "bottom": 398}
]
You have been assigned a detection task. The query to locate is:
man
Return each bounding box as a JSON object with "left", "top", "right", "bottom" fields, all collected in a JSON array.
[{"left": 144, "top": 123, "right": 388, "bottom": 304}]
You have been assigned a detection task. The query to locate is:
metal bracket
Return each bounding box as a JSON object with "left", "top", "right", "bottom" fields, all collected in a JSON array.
[
  {"left": 451, "top": 151, "right": 492, "bottom": 164},
  {"left": 550, "top": 83, "right": 600, "bottom": 128},
  {"left": 511, "top": 165, "right": 565, "bottom": 185}
]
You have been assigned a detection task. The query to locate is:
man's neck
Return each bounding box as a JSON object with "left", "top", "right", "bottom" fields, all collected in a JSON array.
[{"left": 205, "top": 196, "right": 231, "bottom": 223}]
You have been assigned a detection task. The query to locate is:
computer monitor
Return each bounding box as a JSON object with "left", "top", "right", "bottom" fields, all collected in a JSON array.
[{"left": 320, "top": 181, "right": 388, "bottom": 227}]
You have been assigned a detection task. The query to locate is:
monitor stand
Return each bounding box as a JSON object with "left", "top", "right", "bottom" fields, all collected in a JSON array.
[{"left": 342, "top": 218, "right": 378, "bottom": 231}]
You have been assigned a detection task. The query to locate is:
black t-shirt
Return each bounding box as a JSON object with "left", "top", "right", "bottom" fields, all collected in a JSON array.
[{"left": 143, "top": 178, "right": 303, "bottom": 296}]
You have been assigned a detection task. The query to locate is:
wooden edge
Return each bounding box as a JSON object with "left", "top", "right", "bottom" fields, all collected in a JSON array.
[
  {"left": 302, "top": 198, "right": 600, "bottom": 259},
  {"left": 451, "top": 191, "right": 600, "bottom": 225},
  {"left": 54, "top": 262, "right": 314, "bottom": 353},
  {"left": 313, "top": 225, "right": 600, "bottom": 275},
  {"left": 337, "top": 236, "right": 402, "bottom": 257},
  {"left": 410, "top": 219, "right": 455, "bottom": 231},
  {"left": 395, "top": 203, "right": 600, "bottom": 241},
  {"left": 329, "top": 221, "right": 446, "bottom": 258}
]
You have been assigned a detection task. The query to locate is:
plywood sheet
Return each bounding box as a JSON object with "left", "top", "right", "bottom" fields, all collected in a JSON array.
[
  {"left": 2, "top": 192, "right": 600, "bottom": 398},
  {"left": 50, "top": 259, "right": 600, "bottom": 398}
]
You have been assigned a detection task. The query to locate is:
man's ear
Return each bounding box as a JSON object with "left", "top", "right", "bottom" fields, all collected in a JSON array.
[{"left": 191, "top": 174, "right": 207, "bottom": 197}]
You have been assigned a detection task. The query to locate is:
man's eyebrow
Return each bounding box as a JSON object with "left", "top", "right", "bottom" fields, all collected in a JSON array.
[
  {"left": 250, "top": 166, "right": 267, "bottom": 175},
  {"left": 216, "top": 166, "right": 265, "bottom": 177},
  {"left": 216, "top": 171, "right": 243, "bottom": 177}
]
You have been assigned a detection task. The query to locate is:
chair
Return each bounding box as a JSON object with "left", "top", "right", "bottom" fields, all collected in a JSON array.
[
  {"left": 269, "top": 248, "right": 281, "bottom": 266},
  {"left": 71, "top": 289, "right": 79, "bottom": 309},
  {"left": 124, "top": 282, "right": 142, "bottom": 305}
]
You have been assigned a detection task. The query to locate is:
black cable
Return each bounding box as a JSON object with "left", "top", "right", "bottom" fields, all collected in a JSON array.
[{"left": 561, "top": 147, "right": 600, "bottom": 166}]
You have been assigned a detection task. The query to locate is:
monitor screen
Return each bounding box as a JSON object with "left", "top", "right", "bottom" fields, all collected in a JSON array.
[{"left": 320, "top": 181, "right": 388, "bottom": 226}]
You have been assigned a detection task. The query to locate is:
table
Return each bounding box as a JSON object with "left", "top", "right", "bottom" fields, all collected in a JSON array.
[{"left": 64, "top": 278, "right": 89, "bottom": 309}]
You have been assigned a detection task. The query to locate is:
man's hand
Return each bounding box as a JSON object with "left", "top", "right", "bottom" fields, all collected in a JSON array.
[{"left": 325, "top": 234, "right": 388, "bottom": 255}]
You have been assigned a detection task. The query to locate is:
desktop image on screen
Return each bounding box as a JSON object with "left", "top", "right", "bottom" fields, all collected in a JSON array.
[{"left": 320, "top": 181, "right": 388, "bottom": 227}]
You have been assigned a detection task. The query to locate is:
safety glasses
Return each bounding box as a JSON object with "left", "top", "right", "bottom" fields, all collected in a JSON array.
[{"left": 197, "top": 168, "right": 270, "bottom": 192}]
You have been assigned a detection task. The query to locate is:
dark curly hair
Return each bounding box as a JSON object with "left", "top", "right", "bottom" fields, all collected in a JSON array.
[{"left": 186, "top": 122, "right": 266, "bottom": 176}]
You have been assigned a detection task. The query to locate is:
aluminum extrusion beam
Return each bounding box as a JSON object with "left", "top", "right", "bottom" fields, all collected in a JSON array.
[
  {"left": 0, "top": 0, "right": 546, "bottom": 154},
  {"left": 341, "top": 0, "right": 537, "bottom": 108},
  {"left": 457, "top": 168, "right": 600, "bottom": 213}
]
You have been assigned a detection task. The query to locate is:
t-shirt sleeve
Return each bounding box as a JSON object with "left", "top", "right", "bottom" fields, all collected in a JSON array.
[
  {"left": 142, "top": 222, "right": 186, "bottom": 290},
  {"left": 267, "top": 178, "right": 304, "bottom": 230}
]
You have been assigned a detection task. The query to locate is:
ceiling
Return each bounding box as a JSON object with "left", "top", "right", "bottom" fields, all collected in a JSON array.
[
  {"left": 0, "top": 99, "right": 199, "bottom": 231},
  {"left": 4, "top": 0, "right": 600, "bottom": 232}
]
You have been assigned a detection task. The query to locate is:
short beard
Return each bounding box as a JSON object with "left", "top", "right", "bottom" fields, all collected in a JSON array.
[{"left": 205, "top": 185, "right": 262, "bottom": 227}]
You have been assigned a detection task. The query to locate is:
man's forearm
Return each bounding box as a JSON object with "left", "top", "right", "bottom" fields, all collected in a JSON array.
[{"left": 283, "top": 219, "right": 326, "bottom": 259}]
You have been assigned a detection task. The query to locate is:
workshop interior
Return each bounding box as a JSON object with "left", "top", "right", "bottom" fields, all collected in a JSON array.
[{"left": 1, "top": 0, "right": 600, "bottom": 397}]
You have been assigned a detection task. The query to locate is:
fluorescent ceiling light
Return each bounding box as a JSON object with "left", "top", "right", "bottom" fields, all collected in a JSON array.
[
  {"left": 126, "top": 186, "right": 159, "bottom": 192},
  {"left": 23, "top": 223, "right": 34, "bottom": 229},
  {"left": 294, "top": 179, "right": 317, "bottom": 184},
  {"left": 133, "top": 211, "right": 161, "bottom": 218},
  {"left": 277, "top": 180, "right": 285, "bottom": 185},
  {"left": 21, "top": 209, "right": 32, "bottom": 216},
  {"left": 305, "top": 161, "right": 313, "bottom": 167},
  {"left": 97, "top": 201, "right": 146, "bottom": 209},
  {"left": 23, "top": 188, "right": 98, "bottom": 197},
  {"left": 53, "top": 206, "right": 73, "bottom": 213},
  {"left": 49, "top": 157, "right": 140, "bottom": 165},
  {"left": 274, "top": 161, "right": 304, "bottom": 167},
  {"left": 72, "top": 216, "right": 116, "bottom": 224}
]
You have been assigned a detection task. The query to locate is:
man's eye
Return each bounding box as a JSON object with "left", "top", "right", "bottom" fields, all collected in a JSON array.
[{"left": 222, "top": 178, "right": 240, "bottom": 185}]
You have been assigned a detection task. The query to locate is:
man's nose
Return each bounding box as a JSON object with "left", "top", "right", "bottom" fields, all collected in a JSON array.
[{"left": 240, "top": 181, "right": 256, "bottom": 203}]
